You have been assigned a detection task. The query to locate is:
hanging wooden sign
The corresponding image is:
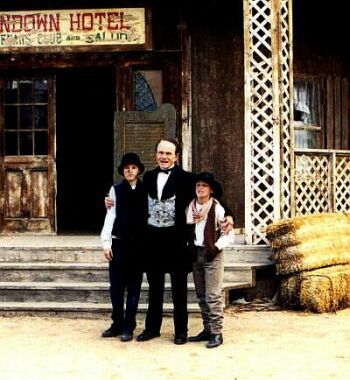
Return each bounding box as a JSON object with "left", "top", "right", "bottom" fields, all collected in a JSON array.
[{"left": 0, "top": 8, "right": 151, "bottom": 52}]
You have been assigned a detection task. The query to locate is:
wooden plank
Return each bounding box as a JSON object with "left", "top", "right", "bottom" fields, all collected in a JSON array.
[
  {"left": 124, "top": 122, "right": 163, "bottom": 171},
  {"left": 0, "top": 80, "right": 4, "bottom": 230},
  {"left": 341, "top": 78, "right": 349, "bottom": 149},
  {"left": 289, "top": 0, "right": 296, "bottom": 217},
  {"left": 326, "top": 77, "right": 334, "bottom": 148},
  {"left": 180, "top": 20, "right": 191, "bottom": 171},
  {"left": 5, "top": 171, "right": 22, "bottom": 218},
  {"left": 114, "top": 104, "right": 176, "bottom": 181},
  {"left": 48, "top": 78, "right": 56, "bottom": 232},
  {"left": 31, "top": 171, "right": 48, "bottom": 218},
  {"left": 243, "top": 0, "right": 252, "bottom": 243},
  {"left": 334, "top": 77, "right": 342, "bottom": 149},
  {"left": 271, "top": 0, "right": 282, "bottom": 221}
]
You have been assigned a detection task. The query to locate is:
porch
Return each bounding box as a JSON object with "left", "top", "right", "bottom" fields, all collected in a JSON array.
[{"left": 0, "top": 234, "right": 273, "bottom": 316}]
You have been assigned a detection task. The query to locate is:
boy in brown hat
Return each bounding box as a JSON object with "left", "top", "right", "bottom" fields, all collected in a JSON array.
[
  {"left": 101, "top": 153, "right": 147, "bottom": 342},
  {"left": 186, "top": 172, "right": 235, "bottom": 348}
]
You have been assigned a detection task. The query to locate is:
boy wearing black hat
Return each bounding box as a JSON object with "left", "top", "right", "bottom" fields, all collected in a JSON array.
[
  {"left": 101, "top": 153, "right": 147, "bottom": 342},
  {"left": 186, "top": 172, "right": 234, "bottom": 348}
]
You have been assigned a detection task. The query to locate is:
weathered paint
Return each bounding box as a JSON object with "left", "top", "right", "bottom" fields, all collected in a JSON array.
[{"left": 0, "top": 8, "right": 147, "bottom": 51}]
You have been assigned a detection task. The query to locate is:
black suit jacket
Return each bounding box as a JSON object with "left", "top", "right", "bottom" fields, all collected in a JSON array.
[
  {"left": 143, "top": 165, "right": 234, "bottom": 272},
  {"left": 143, "top": 165, "right": 196, "bottom": 241}
]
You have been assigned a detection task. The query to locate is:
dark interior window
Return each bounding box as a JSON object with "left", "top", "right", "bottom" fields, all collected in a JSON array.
[
  {"left": 294, "top": 79, "right": 322, "bottom": 149},
  {"left": 4, "top": 78, "right": 49, "bottom": 155},
  {"left": 133, "top": 70, "right": 162, "bottom": 111}
]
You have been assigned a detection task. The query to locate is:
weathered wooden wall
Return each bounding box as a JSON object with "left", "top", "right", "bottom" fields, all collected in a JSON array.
[
  {"left": 189, "top": 2, "right": 245, "bottom": 227},
  {"left": 293, "top": 0, "right": 350, "bottom": 150}
]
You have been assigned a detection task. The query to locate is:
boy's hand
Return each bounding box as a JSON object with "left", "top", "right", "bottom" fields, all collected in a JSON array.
[
  {"left": 220, "top": 216, "right": 234, "bottom": 234},
  {"left": 103, "top": 248, "right": 113, "bottom": 261},
  {"left": 105, "top": 196, "right": 114, "bottom": 209}
]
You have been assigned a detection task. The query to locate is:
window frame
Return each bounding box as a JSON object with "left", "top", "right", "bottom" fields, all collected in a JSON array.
[
  {"left": 1, "top": 77, "right": 51, "bottom": 157},
  {"left": 293, "top": 76, "right": 325, "bottom": 149}
]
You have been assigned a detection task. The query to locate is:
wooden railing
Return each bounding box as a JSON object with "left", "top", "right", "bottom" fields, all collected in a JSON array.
[{"left": 294, "top": 149, "right": 350, "bottom": 215}]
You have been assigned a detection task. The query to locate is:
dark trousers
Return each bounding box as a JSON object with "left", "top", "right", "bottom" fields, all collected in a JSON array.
[
  {"left": 109, "top": 239, "right": 143, "bottom": 333},
  {"left": 144, "top": 226, "right": 189, "bottom": 336},
  {"left": 145, "top": 270, "right": 188, "bottom": 336}
]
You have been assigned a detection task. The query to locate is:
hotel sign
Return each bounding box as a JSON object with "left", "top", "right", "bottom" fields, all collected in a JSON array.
[{"left": 0, "top": 8, "right": 151, "bottom": 52}]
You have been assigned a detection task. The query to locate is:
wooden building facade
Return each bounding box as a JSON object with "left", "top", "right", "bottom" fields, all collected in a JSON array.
[{"left": 0, "top": 0, "right": 350, "bottom": 245}]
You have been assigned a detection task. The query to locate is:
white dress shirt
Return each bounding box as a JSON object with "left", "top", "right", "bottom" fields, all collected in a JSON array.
[{"left": 192, "top": 202, "right": 235, "bottom": 250}]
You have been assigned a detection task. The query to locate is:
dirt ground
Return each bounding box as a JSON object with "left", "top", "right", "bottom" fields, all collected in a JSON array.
[{"left": 1, "top": 306, "right": 350, "bottom": 380}]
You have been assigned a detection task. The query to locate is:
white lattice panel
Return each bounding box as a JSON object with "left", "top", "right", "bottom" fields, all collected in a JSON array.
[
  {"left": 244, "top": 0, "right": 293, "bottom": 244},
  {"left": 280, "top": 0, "right": 293, "bottom": 219},
  {"left": 335, "top": 155, "right": 350, "bottom": 212},
  {"left": 295, "top": 154, "right": 330, "bottom": 215}
]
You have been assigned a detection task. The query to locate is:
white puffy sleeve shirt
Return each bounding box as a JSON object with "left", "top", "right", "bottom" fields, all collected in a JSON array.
[{"left": 100, "top": 186, "right": 116, "bottom": 250}]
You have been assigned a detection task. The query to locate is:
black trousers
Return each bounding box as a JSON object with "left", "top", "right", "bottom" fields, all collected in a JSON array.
[
  {"left": 109, "top": 239, "right": 143, "bottom": 333},
  {"left": 144, "top": 226, "right": 189, "bottom": 336}
]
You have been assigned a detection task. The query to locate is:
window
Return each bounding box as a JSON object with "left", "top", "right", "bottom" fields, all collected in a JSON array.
[
  {"left": 294, "top": 79, "right": 322, "bottom": 149},
  {"left": 4, "top": 78, "right": 49, "bottom": 155},
  {"left": 133, "top": 70, "right": 162, "bottom": 111}
]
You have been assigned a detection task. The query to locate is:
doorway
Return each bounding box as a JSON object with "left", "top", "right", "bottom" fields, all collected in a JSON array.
[{"left": 56, "top": 67, "right": 115, "bottom": 233}]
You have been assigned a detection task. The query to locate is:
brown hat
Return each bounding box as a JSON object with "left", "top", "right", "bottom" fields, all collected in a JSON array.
[{"left": 118, "top": 153, "right": 145, "bottom": 176}]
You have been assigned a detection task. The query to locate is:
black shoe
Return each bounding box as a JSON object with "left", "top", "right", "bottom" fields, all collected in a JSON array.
[
  {"left": 174, "top": 333, "right": 188, "bottom": 345},
  {"left": 136, "top": 330, "right": 161, "bottom": 342},
  {"left": 120, "top": 331, "right": 133, "bottom": 342},
  {"left": 206, "top": 334, "right": 223, "bottom": 348},
  {"left": 101, "top": 326, "right": 122, "bottom": 338},
  {"left": 188, "top": 330, "right": 211, "bottom": 342}
]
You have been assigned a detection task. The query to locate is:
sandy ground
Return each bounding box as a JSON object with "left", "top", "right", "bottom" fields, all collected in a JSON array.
[{"left": 1, "top": 307, "right": 350, "bottom": 380}]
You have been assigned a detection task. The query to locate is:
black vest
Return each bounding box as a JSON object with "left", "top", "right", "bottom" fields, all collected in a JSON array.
[{"left": 111, "top": 179, "right": 147, "bottom": 240}]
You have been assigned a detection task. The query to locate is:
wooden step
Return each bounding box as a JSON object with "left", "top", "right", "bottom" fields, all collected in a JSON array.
[
  {"left": 0, "top": 281, "right": 202, "bottom": 304},
  {"left": 0, "top": 302, "right": 201, "bottom": 317},
  {"left": 0, "top": 261, "right": 264, "bottom": 284},
  {"left": 0, "top": 235, "right": 275, "bottom": 316},
  {"left": 0, "top": 262, "right": 109, "bottom": 282}
]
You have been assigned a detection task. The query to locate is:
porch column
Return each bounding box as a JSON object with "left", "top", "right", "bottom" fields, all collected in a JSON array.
[{"left": 243, "top": 0, "right": 294, "bottom": 244}]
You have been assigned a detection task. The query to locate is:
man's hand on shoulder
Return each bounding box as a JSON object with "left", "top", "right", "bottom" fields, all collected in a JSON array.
[{"left": 220, "top": 216, "right": 234, "bottom": 234}]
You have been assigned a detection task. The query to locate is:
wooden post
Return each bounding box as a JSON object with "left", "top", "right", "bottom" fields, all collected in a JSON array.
[
  {"left": 244, "top": 0, "right": 293, "bottom": 244},
  {"left": 180, "top": 21, "right": 192, "bottom": 171}
]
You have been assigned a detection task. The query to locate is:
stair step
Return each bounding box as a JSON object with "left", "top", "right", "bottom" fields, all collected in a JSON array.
[
  {"left": 0, "top": 302, "right": 201, "bottom": 314},
  {"left": 0, "top": 281, "right": 200, "bottom": 303},
  {"left": 223, "top": 281, "right": 252, "bottom": 290},
  {"left": 0, "top": 281, "right": 199, "bottom": 290},
  {"left": 0, "top": 262, "right": 109, "bottom": 282},
  {"left": 224, "top": 245, "right": 273, "bottom": 264},
  {"left": 0, "top": 247, "right": 103, "bottom": 263},
  {"left": 0, "top": 263, "right": 107, "bottom": 269},
  {"left": 0, "top": 262, "right": 262, "bottom": 284}
]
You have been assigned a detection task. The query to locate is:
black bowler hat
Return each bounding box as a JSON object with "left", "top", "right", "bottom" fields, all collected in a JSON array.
[
  {"left": 118, "top": 153, "right": 145, "bottom": 176},
  {"left": 195, "top": 172, "right": 223, "bottom": 198}
]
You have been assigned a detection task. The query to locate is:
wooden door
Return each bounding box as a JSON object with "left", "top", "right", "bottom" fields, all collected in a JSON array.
[
  {"left": 114, "top": 103, "right": 176, "bottom": 180},
  {"left": 0, "top": 77, "right": 56, "bottom": 234}
]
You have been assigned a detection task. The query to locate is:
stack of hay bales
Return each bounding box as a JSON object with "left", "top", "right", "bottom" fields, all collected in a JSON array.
[{"left": 266, "top": 212, "right": 350, "bottom": 313}]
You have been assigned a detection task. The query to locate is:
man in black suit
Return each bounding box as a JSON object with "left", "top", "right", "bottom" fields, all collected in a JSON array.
[{"left": 137, "top": 138, "right": 195, "bottom": 344}]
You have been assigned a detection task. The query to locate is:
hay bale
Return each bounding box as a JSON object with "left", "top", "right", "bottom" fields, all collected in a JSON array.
[
  {"left": 266, "top": 212, "right": 350, "bottom": 275},
  {"left": 269, "top": 223, "right": 350, "bottom": 249},
  {"left": 272, "top": 235, "right": 350, "bottom": 274},
  {"left": 266, "top": 212, "right": 350, "bottom": 239},
  {"left": 279, "top": 264, "right": 350, "bottom": 313},
  {"left": 276, "top": 251, "right": 350, "bottom": 275}
]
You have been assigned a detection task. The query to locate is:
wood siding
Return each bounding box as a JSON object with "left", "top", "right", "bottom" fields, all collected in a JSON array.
[{"left": 190, "top": 4, "right": 245, "bottom": 227}]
